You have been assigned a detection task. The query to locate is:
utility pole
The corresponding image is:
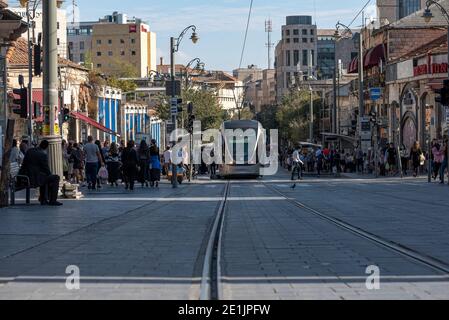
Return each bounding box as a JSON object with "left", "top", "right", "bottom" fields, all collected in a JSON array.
[
  {"left": 309, "top": 49, "right": 313, "bottom": 143},
  {"left": 170, "top": 36, "right": 178, "bottom": 188},
  {"left": 26, "top": 1, "right": 33, "bottom": 145},
  {"left": 333, "top": 39, "right": 337, "bottom": 134},
  {"left": 43, "top": 0, "right": 63, "bottom": 178},
  {"left": 359, "top": 12, "right": 365, "bottom": 118}
]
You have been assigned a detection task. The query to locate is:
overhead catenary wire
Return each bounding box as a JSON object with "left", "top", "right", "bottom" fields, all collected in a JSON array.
[
  {"left": 238, "top": 0, "right": 254, "bottom": 69},
  {"left": 347, "top": 0, "right": 372, "bottom": 28}
]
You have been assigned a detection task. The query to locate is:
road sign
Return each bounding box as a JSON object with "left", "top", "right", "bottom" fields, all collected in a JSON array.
[
  {"left": 170, "top": 98, "right": 178, "bottom": 116},
  {"left": 370, "top": 87, "right": 382, "bottom": 101}
]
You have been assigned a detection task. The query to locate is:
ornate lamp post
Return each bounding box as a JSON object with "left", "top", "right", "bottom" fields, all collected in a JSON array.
[{"left": 170, "top": 25, "right": 199, "bottom": 188}]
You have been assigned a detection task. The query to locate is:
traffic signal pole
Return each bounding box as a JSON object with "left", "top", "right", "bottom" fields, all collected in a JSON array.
[
  {"left": 26, "top": 2, "right": 33, "bottom": 144},
  {"left": 43, "top": 0, "right": 63, "bottom": 179}
]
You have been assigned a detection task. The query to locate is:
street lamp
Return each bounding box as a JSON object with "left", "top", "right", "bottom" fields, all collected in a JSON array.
[
  {"left": 170, "top": 25, "right": 199, "bottom": 188},
  {"left": 184, "top": 58, "right": 205, "bottom": 88}
]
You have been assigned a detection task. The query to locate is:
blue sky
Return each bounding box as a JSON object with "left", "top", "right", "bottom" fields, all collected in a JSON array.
[{"left": 71, "top": 0, "right": 377, "bottom": 72}]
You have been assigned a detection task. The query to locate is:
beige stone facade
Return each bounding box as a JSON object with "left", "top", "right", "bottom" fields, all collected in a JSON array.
[{"left": 92, "top": 23, "right": 156, "bottom": 78}]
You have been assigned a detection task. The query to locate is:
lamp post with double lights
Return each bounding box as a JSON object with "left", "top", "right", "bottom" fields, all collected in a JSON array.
[
  {"left": 170, "top": 25, "right": 199, "bottom": 188},
  {"left": 423, "top": 1, "right": 449, "bottom": 183},
  {"left": 183, "top": 58, "right": 205, "bottom": 89}
]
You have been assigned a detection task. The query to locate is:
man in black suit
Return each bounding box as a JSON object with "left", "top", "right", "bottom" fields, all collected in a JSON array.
[{"left": 19, "top": 140, "right": 62, "bottom": 206}]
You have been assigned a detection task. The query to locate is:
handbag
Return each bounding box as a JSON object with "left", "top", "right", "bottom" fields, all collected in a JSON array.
[
  {"left": 98, "top": 166, "right": 109, "bottom": 180},
  {"left": 419, "top": 153, "right": 426, "bottom": 166}
]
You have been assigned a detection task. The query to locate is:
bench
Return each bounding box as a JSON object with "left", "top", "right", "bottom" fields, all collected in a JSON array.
[{"left": 9, "top": 162, "right": 31, "bottom": 205}]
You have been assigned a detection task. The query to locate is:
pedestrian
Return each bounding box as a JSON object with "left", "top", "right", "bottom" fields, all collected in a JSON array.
[
  {"left": 18, "top": 140, "right": 62, "bottom": 206},
  {"left": 70, "top": 143, "right": 84, "bottom": 185},
  {"left": 95, "top": 140, "right": 107, "bottom": 188},
  {"left": 439, "top": 139, "right": 448, "bottom": 184},
  {"left": 400, "top": 144, "right": 409, "bottom": 176},
  {"left": 163, "top": 145, "right": 172, "bottom": 177},
  {"left": 137, "top": 139, "right": 150, "bottom": 187},
  {"left": 432, "top": 141, "right": 444, "bottom": 181},
  {"left": 9, "top": 139, "right": 24, "bottom": 167},
  {"left": 84, "top": 136, "right": 104, "bottom": 190},
  {"left": 19, "top": 138, "right": 29, "bottom": 156},
  {"left": 106, "top": 142, "right": 121, "bottom": 187},
  {"left": 385, "top": 143, "right": 397, "bottom": 176},
  {"left": 316, "top": 147, "right": 323, "bottom": 177},
  {"left": 101, "top": 140, "right": 110, "bottom": 159},
  {"left": 62, "top": 140, "right": 70, "bottom": 180},
  {"left": 121, "top": 140, "right": 138, "bottom": 191},
  {"left": 410, "top": 141, "right": 424, "bottom": 177},
  {"left": 291, "top": 144, "right": 304, "bottom": 180},
  {"left": 356, "top": 147, "right": 364, "bottom": 173},
  {"left": 149, "top": 139, "right": 161, "bottom": 188}
]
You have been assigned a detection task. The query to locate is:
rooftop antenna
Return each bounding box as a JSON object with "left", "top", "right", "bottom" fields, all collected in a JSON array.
[{"left": 265, "top": 19, "right": 274, "bottom": 69}]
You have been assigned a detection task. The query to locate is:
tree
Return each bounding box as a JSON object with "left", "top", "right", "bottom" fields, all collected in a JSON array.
[
  {"left": 276, "top": 89, "right": 322, "bottom": 144},
  {"left": 154, "top": 88, "right": 223, "bottom": 130},
  {"left": 257, "top": 104, "right": 279, "bottom": 130}
]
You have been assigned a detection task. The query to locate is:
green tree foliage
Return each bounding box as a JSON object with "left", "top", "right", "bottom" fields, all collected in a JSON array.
[
  {"left": 257, "top": 104, "right": 279, "bottom": 130},
  {"left": 155, "top": 88, "right": 223, "bottom": 130},
  {"left": 276, "top": 89, "right": 322, "bottom": 143}
]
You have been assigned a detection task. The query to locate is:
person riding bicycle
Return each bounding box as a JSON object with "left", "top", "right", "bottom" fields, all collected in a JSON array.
[{"left": 291, "top": 145, "right": 304, "bottom": 181}]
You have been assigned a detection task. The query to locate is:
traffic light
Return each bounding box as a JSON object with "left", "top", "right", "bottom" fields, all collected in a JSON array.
[
  {"left": 188, "top": 114, "right": 195, "bottom": 133},
  {"left": 435, "top": 79, "right": 449, "bottom": 106},
  {"left": 62, "top": 107, "right": 70, "bottom": 122},
  {"left": 12, "top": 88, "right": 28, "bottom": 119},
  {"left": 33, "top": 44, "right": 42, "bottom": 76},
  {"left": 369, "top": 111, "right": 377, "bottom": 124}
]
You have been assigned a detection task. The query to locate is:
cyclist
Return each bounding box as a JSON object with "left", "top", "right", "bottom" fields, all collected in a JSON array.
[{"left": 291, "top": 144, "right": 304, "bottom": 181}]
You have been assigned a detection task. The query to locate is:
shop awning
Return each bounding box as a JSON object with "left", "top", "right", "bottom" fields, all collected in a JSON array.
[
  {"left": 348, "top": 57, "right": 359, "bottom": 74},
  {"left": 70, "top": 111, "right": 120, "bottom": 137},
  {"left": 348, "top": 44, "right": 386, "bottom": 74},
  {"left": 364, "top": 44, "right": 386, "bottom": 69}
]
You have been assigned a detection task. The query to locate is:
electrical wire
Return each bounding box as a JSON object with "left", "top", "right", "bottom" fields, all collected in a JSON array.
[
  {"left": 238, "top": 0, "right": 254, "bottom": 69},
  {"left": 347, "top": 0, "right": 372, "bottom": 28}
]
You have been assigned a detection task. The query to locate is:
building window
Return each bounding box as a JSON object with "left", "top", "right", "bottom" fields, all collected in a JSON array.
[
  {"left": 293, "top": 50, "right": 300, "bottom": 66},
  {"left": 302, "top": 50, "right": 308, "bottom": 66},
  {"left": 293, "top": 29, "right": 299, "bottom": 35},
  {"left": 398, "top": 0, "right": 421, "bottom": 19},
  {"left": 121, "top": 50, "right": 125, "bottom": 56},
  {"left": 310, "top": 38, "right": 314, "bottom": 43},
  {"left": 286, "top": 72, "right": 291, "bottom": 88},
  {"left": 302, "top": 38, "right": 307, "bottom": 43},
  {"left": 294, "top": 38, "right": 299, "bottom": 43},
  {"left": 286, "top": 50, "right": 291, "bottom": 66},
  {"left": 108, "top": 51, "right": 113, "bottom": 56},
  {"left": 131, "top": 51, "right": 136, "bottom": 56},
  {"left": 286, "top": 38, "right": 290, "bottom": 44},
  {"left": 57, "top": 22, "right": 60, "bottom": 30},
  {"left": 108, "top": 39, "right": 112, "bottom": 45},
  {"left": 97, "top": 64, "right": 102, "bottom": 68},
  {"left": 57, "top": 38, "right": 60, "bottom": 46},
  {"left": 286, "top": 30, "right": 290, "bottom": 36},
  {"left": 97, "top": 39, "right": 101, "bottom": 45},
  {"left": 131, "top": 38, "right": 136, "bottom": 44},
  {"left": 80, "top": 41, "right": 84, "bottom": 50},
  {"left": 302, "top": 29, "right": 307, "bottom": 35},
  {"left": 310, "top": 29, "right": 314, "bottom": 35},
  {"left": 311, "top": 50, "right": 315, "bottom": 66},
  {"left": 97, "top": 51, "right": 101, "bottom": 56},
  {"left": 80, "top": 53, "right": 85, "bottom": 62},
  {"left": 120, "top": 39, "right": 125, "bottom": 44},
  {"left": 68, "top": 42, "right": 73, "bottom": 49}
]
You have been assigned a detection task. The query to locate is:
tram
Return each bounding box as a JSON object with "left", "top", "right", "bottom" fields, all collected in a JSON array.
[{"left": 217, "top": 120, "right": 263, "bottom": 178}]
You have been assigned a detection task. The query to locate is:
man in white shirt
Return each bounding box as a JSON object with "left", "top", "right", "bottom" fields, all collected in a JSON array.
[
  {"left": 84, "top": 136, "right": 103, "bottom": 190},
  {"left": 163, "top": 146, "right": 172, "bottom": 176},
  {"left": 291, "top": 145, "right": 304, "bottom": 181}
]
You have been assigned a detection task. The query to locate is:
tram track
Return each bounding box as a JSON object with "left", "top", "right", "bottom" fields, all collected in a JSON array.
[
  {"left": 263, "top": 182, "right": 449, "bottom": 275},
  {"left": 199, "top": 180, "right": 230, "bottom": 300}
]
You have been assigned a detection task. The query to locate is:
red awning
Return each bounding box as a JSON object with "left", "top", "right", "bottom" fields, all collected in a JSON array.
[
  {"left": 70, "top": 111, "right": 120, "bottom": 137},
  {"left": 364, "top": 44, "right": 385, "bottom": 69},
  {"left": 348, "top": 44, "right": 386, "bottom": 74},
  {"left": 348, "top": 57, "right": 359, "bottom": 74}
]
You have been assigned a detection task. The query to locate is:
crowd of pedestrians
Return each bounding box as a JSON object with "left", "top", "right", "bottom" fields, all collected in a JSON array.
[
  {"left": 282, "top": 139, "right": 449, "bottom": 182},
  {"left": 62, "top": 136, "right": 163, "bottom": 191}
]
